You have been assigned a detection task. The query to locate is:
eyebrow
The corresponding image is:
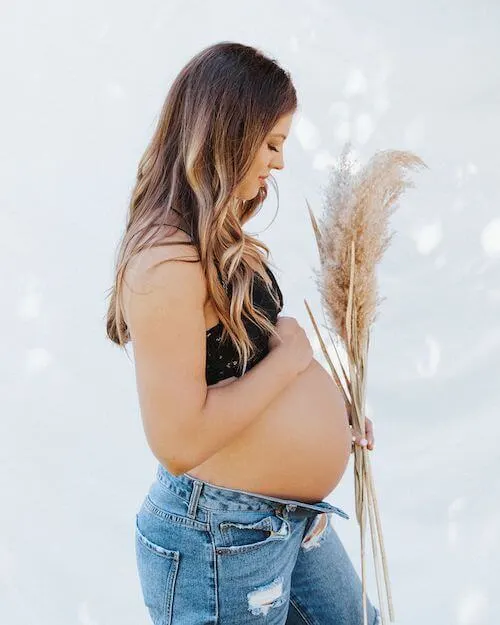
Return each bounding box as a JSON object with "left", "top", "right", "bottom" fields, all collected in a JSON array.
[{"left": 269, "top": 133, "right": 287, "bottom": 140}]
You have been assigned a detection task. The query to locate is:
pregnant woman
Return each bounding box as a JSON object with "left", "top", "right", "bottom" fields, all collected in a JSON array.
[{"left": 106, "top": 41, "right": 379, "bottom": 625}]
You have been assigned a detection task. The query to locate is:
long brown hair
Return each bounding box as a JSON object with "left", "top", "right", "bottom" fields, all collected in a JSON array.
[{"left": 105, "top": 41, "right": 297, "bottom": 375}]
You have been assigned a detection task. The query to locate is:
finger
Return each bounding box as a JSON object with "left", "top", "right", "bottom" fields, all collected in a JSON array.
[
  {"left": 365, "top": 418, "right": 375, "bottom": 449},
  {"left": 353, "top": 435, "right": 368, "bottom": 447},
  {"left": 353, "top": 434, "right": 373, "bottom": 449},
  {"left": 352, "top": 421, "right": 375, "bottom": 450}
]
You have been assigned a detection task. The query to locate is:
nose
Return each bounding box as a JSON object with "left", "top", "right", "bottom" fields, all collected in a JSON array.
[{"left": 272, "top": 155, "right": 285, "bottom": 171}]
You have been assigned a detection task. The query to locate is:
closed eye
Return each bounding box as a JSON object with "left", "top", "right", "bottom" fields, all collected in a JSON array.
[{"left": 268, "top": 144, "right": 279, "bottom": 152}]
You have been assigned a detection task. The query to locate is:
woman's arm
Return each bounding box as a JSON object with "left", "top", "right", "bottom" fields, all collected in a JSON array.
[
  {"left": 124, "top": 247, "right": 300, "bottom": 477},
  {"left": 179, "top": 344, "right": 297, "bottom": 474}
]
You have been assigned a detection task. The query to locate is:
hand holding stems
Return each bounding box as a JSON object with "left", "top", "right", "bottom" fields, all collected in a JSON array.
[{"left": 347, "top": 404, "right": 375, "bottom": 451}]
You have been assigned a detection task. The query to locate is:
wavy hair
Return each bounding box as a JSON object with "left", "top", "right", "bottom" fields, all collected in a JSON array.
[{"left": 105, "top": 41, "right": 297, "bottom": 375}]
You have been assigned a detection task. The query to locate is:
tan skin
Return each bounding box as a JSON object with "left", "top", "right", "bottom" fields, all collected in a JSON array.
[
  {"left": 208, "top": 110, "right": 375, "bottom": 453},
  {"left": 242, "top": 111, "right": 374, "bottom": 451},
  {"left": 187, "top": 112, "right": 374, "bottom": 500},
  {"left": 128, "top": 112, "right": 374, "bottom": 503}
]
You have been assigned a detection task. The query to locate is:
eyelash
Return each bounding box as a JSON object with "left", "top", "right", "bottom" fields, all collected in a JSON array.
[{"left": 268, "top": 144, "right": 279, "bottom": 152}]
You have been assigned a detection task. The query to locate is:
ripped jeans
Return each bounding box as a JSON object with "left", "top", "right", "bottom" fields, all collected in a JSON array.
[{"left": 134, "top": 462, "right": 381, "bottom": 624}]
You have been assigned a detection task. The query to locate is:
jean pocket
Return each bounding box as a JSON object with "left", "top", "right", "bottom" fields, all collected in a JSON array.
[
  {"left": 135, "top": 514, "right": 180, "bottom": 625},
  {"left": 216, "top": 512, "right": 291, "bottom": 556}
]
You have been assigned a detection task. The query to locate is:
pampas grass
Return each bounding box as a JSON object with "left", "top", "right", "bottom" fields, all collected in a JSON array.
[{"left": 304, "top": 142, "right": 428, "bottom": 624}]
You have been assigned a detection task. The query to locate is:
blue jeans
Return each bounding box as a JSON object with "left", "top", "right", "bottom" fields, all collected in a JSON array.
[{"left": 135, "top": 462, "right": 381, "bottom": 624}]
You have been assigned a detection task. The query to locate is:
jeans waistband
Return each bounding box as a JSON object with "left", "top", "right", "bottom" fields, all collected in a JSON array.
[{"left": 155, "top": 463, "right": 350, "bottom": 520}]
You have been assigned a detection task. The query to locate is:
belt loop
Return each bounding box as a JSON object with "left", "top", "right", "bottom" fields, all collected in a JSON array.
[
  {"left": 276, "top": 503, "right": 288, "bottom": 519},
  {"left": 187, "top": 479, "right": 203, "bottom": 519}
]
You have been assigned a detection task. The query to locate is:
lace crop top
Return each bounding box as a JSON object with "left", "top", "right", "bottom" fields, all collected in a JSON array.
[{"left": 205, "top": 263, "right": 283, "bottom": 385}]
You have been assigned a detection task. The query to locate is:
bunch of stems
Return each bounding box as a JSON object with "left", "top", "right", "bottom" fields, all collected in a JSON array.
[{"left": 304, "top": 143, "right": 427, "bottom": 624}]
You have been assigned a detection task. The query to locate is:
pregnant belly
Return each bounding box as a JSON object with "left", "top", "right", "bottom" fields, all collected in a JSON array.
[{"left": 185, "top": 358, "right": 352, "bottom": 503}]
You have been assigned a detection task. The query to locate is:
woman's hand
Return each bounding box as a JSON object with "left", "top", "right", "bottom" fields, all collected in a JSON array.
[
  {"left": 268, "top": 316, "right": 314, "bottom": 375},
  {"left": 346, "top": 403, "right": 375, "bottom": 451},
  {"left": 351, "top": 417, "right": 375, "bottom": 451}
]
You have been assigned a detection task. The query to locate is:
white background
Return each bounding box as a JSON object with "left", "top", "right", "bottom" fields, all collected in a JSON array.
[{"left": 1, "top": 1, "right": 499, "bottom": 623}]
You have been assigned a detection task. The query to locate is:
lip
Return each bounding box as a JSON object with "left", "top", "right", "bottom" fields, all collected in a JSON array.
[{"left": 258, "top": 175, "right": 268, "bottom": 180}]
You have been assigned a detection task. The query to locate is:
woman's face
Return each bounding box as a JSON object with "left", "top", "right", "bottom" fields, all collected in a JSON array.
[{"left": 234, "top": 111, "right": 294, "bottom": 201}]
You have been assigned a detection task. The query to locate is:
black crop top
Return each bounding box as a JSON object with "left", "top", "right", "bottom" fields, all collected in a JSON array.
[
  {"left": 155, "top": 213, "right": 283, "bottom": 386},
  {"left": 205, "top": 263, "right": 283, "bottom": 385}
]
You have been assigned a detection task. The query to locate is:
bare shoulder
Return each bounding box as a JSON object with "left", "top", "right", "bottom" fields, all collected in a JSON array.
[{"left": 121, "top": 234, "right": 206, "bottom": 326}]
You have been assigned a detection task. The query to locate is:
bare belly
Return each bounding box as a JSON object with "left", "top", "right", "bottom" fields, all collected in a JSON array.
[{"left": 185, "top": 358, "right": 352, "bottom": 503}]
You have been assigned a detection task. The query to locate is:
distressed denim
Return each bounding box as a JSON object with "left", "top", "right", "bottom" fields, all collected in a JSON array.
[{"left": 134, "top": 462, "right": 381, "bottom": 624}]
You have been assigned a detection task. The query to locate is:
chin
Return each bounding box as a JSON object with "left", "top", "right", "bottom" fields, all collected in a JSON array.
[
  {"left": 239, "top": 192, "right": 259, "bottom": 202},
  {"left": 235, "top": 183, "right": 262, "bottom": 202}
]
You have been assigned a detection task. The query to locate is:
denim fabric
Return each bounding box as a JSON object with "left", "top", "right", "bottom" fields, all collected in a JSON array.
[{"left": 134, "top": 462, "right": 381, "bottom": 624}]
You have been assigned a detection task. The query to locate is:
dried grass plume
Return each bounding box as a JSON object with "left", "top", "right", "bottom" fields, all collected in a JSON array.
[
  {"left": 305, "top": 142, "right": 428, "bottom": 624},
  {"left": 311, "top": 142, "right": 428, "bottom": 359}
]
